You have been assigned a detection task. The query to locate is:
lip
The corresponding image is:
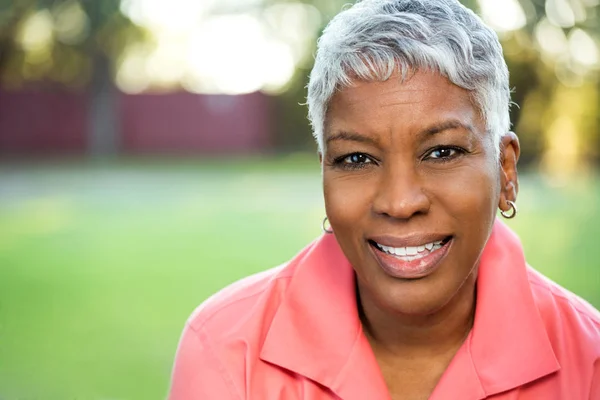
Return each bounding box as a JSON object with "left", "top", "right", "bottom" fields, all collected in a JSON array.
[{"left": 368, "top": 236, "right": 453, "bottom": 279}]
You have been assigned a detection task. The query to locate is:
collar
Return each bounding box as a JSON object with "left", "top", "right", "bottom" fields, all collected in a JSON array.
[{"left": 260, "top": 221, "right": 560, "bottom": 400}]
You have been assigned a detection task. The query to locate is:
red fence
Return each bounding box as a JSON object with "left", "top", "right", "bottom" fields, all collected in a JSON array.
[
  {"left": 121, "top": 91, "right": 271, "bottom": 155},
  {"left": 0, "top": 90, "right": 272, "bottom": 156},
  {"left": 0, "top": 90, "right": 88, "bottom": 155}
]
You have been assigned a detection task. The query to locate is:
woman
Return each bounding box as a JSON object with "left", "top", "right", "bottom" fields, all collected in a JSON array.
[{"left": 168, "top": 0, "right": 600, "bottom": 399}]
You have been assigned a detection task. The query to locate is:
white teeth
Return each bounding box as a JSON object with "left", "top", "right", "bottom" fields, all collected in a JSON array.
[{"left": 375, "top": 239, "right": 446, "bottom": 258}]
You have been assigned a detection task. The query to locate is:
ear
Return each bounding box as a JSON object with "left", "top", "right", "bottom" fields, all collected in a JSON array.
[{"left": 498, "top": 132, "right": 520, "bottom": 211}]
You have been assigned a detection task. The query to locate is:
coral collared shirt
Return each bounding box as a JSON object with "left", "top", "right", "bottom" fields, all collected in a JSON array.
[{"left": 168, "top": 221, "right": 600, "bottom": 399}]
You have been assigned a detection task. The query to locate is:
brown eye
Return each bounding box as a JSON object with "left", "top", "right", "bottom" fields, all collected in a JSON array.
[
  {"left": 430, "top": 148, "right": 455, "bottom": 159},
  {"left": 426, "top": 146, "right": 464, "bottom": 161},
  {"left": 344, "top": 153, "right": 372, "bottom": 164}
]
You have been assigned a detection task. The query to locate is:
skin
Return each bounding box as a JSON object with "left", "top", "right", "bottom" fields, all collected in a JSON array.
[{"left": 320, "top": 70, "right": 520, "bottom": 399}]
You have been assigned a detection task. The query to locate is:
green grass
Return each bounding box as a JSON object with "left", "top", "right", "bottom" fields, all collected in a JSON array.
[{"left": 0, "top": 157, "right": 598, "bottom": 400}]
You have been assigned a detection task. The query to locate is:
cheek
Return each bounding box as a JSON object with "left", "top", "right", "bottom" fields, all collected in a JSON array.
[
  {"left": 323, "top": 173, "right": 376, "bottom": 230},
  {"left": 428, "top": 165, "right": 499, "bottom": 228}
]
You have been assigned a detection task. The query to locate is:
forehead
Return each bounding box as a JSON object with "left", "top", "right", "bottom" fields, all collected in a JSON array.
[{"left": 326, "top": 70, "right": 483, "bottom": 137}]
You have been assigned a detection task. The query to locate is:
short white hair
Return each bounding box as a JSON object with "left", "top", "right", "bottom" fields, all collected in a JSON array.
[{"left": 307, "top": 0, "right": 511, "bottom": 159}]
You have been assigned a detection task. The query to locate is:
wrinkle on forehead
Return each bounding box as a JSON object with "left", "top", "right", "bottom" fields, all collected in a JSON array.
[
  {"left": 339, "top": 79, "right": 429, "bottom": 109},
  {"left": 325, "top": 71, "right": 487, "bottom": 148}
]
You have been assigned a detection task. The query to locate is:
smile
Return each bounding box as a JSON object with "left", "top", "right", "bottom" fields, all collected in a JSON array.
[
  {"left": 368, "top": 236, "right": 453, "bottom": 279},
  {"left": 372, "top": 239, "right": 446, "bottom": 261}
]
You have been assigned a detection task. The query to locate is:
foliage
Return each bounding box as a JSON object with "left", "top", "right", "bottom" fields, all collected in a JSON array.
[
  {"left": 0, "top": 0, "right": 598, "bottom": 167},
  {"left": 0, "top": 0, "right": 147, "bottom": 89}
]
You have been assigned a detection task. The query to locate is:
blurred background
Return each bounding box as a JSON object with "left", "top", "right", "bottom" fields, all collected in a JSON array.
[{"left": 0, "top": 0, "right": 599, "bottom": 398}]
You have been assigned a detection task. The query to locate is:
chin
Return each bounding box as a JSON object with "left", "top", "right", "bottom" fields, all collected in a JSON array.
[
  {"left": 380, "top": 284, "right": 452, "bottom": 316},
  {"left": 358, "top": 247, "right": 473, "bottom": 318}
]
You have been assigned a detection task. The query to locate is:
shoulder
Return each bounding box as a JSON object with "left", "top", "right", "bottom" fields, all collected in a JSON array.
[
  {"left": 527, "top": 266, "right": 600, "bottom": 325},
  {"left": 185, "top": 263, "right": 294, "bottom": 333},
  {"left": 187, "top": 240, "right": 318, "bottom": 333},
  {"left": 526, "top": 265, "right": 600, "bottom": 355},
  {"left": 168, "top": 260, "right": 304, "bottom": 400},
  {"left": 185, "top": 239, "right": 318, "bottom": 335},
  {"left": 168, "top": 264, "right": 300, "bottom": 400}
]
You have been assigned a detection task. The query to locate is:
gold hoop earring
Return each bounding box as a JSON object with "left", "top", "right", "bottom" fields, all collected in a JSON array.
[
  {"left": 500, "top": 200, "right": 517, "bottom": 219},
  {"left": 322, "top": 217, "right": 333, "bottom": 234}
]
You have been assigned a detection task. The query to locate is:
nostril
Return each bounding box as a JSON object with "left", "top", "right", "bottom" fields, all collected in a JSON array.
[{"left": 372, "top": 181, "right": 431, "bottom": 219}]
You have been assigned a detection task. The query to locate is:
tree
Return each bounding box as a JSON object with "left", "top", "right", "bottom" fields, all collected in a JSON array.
[{"left": 0, "top": 0, "right": 147, "bottom": 156}]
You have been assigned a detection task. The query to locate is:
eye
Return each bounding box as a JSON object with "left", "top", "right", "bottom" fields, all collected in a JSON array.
[
  {"left": 331, "top": 152, "right": 375, "bottom": 170},
  {"left": 425, "top": 146, "right": 464, "bottom": 161},
  {"left": 343, "top": 153, "right": 372, "bottom": 165}
]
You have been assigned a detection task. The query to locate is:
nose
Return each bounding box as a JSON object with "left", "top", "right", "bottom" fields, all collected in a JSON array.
[{"left": 371, "top": 163, "right": 431, "bottom": 220}]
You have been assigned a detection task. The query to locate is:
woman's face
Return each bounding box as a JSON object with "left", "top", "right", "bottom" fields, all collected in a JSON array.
[{"left": 322, "top": 70, "right": 518, "bottom": 316}]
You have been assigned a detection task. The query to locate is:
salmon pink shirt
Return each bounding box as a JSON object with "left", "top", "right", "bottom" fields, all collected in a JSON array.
[{"left": 168, "top": 222, "right": 600, "bottom": 399}]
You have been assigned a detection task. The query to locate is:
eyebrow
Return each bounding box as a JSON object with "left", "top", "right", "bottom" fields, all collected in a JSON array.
[
  {"left": 325, "top": 120, "right": 475, "bottom": 145},
  {"left": 325, "top": 131, "right": 379, "bottom": 146},
  {"left": 421, "top": 120, "right": 475, "bottom": 136}
]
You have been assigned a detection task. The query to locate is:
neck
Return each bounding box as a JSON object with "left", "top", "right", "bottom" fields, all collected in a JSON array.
[{"left": 358, "top": 274, "right": 477, "bottom": 358}]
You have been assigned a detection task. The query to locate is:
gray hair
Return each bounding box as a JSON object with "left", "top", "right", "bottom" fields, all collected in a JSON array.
[{"left": 307, "top": 0, "right": 511, "bottom": 159}]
